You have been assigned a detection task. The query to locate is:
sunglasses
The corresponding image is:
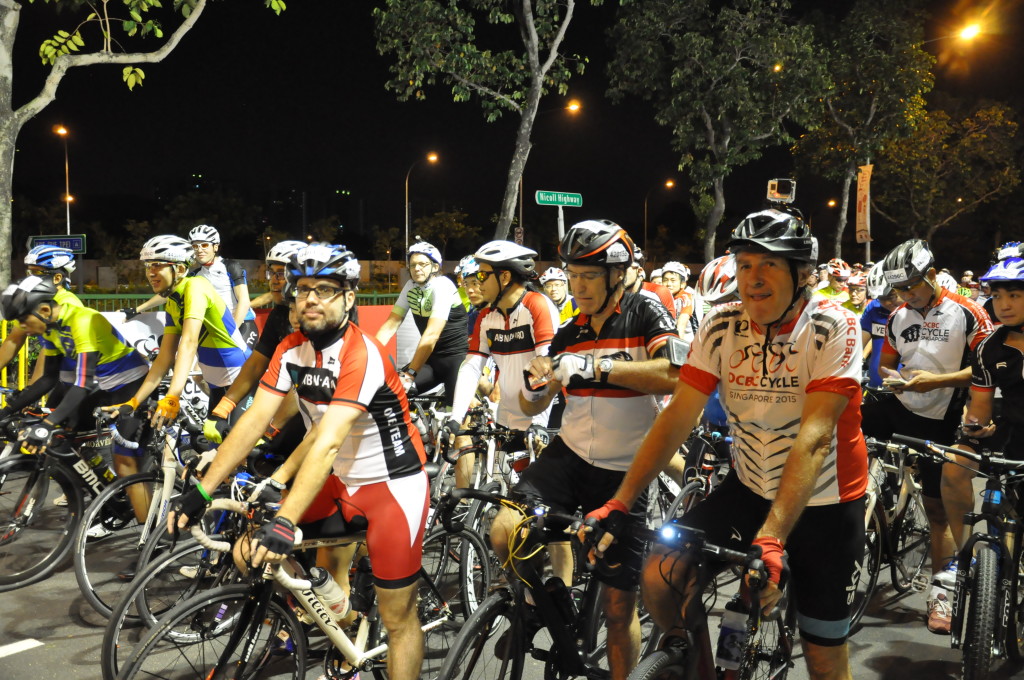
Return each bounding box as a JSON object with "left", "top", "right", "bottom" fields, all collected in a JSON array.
[
  {"left": 473, "top": 271, "right": 497, "bottom": 283},
  {"left": 892, "top": 278, "right": 926, "bottom": 294}
]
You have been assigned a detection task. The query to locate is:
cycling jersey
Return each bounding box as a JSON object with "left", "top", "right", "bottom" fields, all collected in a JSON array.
[
  {"left": 556, "top": 296, "right": 579, "bottom": 325},
  {"left": 639, "top": 282, "right": 676, "bottom": 319},
  {"left": 452, "top": 290, "right": 559, "bottom": 429},
  {"left": 163, "top": 276, "right": 250, "bottom": 389},
  {"left": 40, "top": 304, "right": 148, "bottom": 390},
  {"left": 841, "top": 299, "right": 867, "bottom": 317},
  {"left": 252, "top": 303, "right": 294, "bottom": 359},
  {"left": 816, "top": 284, "right": 850, "bottom": 304},
  {"left": 859, "top": 299, "right": 891, "bottom": 388},
  {"left": 189, "top": 257, "right": 255, "bottom": 321},
  {"left": 882, "top": 288, "right": 992, "bottom": 420},
  {"left": 392, "top": 275, "right": 468, "bottom": 357},
  {"left": 972, "top": 326, "right": 1024, "bottom": 430},
  {"left": 680, "top": 297, "right": 867, "bottom": 505},
  {"left": 553, "top": 293, "right": 677, "bottom": 471},
  {"left": 260, "top": 322, "right": 426, "bottom": 487}
]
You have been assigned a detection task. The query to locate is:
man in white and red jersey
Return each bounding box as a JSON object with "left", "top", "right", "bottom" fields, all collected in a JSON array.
[
  {"left": 499, "top": 220, "right": 681, "bottom": 680},
  {"left": 862, "top": 238, "right": 993, "bottom": 634},
  {"left": 442, "top": 241, "right": 559, "bottom": 486},
  {"left": 169, "top": 243, "right": 428, "bottom": 680},
  {"left": 625, "top": 243, "right": 676, "bottom": 320},
  {"left": 594, "top": 209, "right": 866, "bottom": 680}
]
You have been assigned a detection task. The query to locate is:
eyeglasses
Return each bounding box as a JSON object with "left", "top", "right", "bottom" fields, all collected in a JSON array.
[
  {"left": 145, "top": 262, "right": 173, "bottom": 273},
  {"left": 295, "top": 284, "right": 345, "bottom": 301},
  {"left": 26, "top": 267, "right": 48, "bottom": 277},
  {"left": 192, "top": 242, "right": 215, "bottom": 251},
  {"left": 268, "top": 268, "right": 287, "bottom": 280},
  {"left": 892, "top": 278, "right": 926, "bottom": 294},
  {"left": 473, "top": 271, "right": 497, "bottom": 283},
  {"left": 566, "top": 270, "right": 606, "bottom": 282},
  {"left": 410, "top": 261, "right": 435, "bottom": 270}
]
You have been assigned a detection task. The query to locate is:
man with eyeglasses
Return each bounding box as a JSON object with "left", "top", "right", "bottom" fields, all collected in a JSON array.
[
  {"left": 862, "top": 238, "right": 993, "bottom": 634},
  {"left": 376, "top": 239, "right": 468, "bottom": 405}
]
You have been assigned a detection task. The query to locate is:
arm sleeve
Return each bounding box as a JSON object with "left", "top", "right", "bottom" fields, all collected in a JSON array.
[
  {"left": 4, "top": 355, "right": 63, "bottom": 412},
  {"left": 46, "top": 385, "right": 92, "bottom": 426},
  {"left": 225, "top": 259, "right": 248, "bottom": 287},
  {"left": 450, "top": 354, "right": 488, "bottom": 423}
]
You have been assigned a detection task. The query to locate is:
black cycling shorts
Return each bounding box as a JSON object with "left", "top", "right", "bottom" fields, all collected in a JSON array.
[
  {"left": 413, "top": 352, "right": 466, "bottom": 407},
  {"left": 510, "top": 436, "right": 648, "bottom": 591},
  {"left": 674, "top": 472, "right": 865, "bottom": 647}
]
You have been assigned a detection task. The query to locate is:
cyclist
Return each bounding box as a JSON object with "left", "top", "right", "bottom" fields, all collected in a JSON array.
[
  {"left": 0, "top": 275, "right": 151, "bottom": 522},
  {"left": 982, "top": 242, "right": 1021, "bottom": 320},
  {"left": 501, "top": 220, "right": 681, "bottom": 680},
  {"left": 169, "top": 242, "right": 428, "bottom": 680},
  {"left": 186, "top": 225, "right": 258, "bottom": 348},
  {"left": 107, "top": 235, "right": 251, "bottom": 429},
  {"left": 862, "top": 238, "right": 992, "bottom": 634},
  {"left": 375, "top": 238, "right": 468, "bottom": 405},
  {"left": 455, "top": 254, "right": 483, "bottom": 331},
  {"left": 625, "top": 244, "right": 676, "bottom": 320},
  {"left": 842, "top": 271, "right": 868, "bottom": 317},
  {"left": 593, "top": 208, "right": 866, "bottom": 680},
  {"left": 443, "top": 241, "right": 558, "bottom": 487},
  {"left": 203, "top": 239, "right": 308, "bottom": 444},
  {"left": 539, "top": 266, "right": 579, "bottom": 324},
  {"left": 817, "top": 257, "right": 851, "bottom": 303},
  {"left": 860, "top": 262, "right": 901, "bottom": 389},
  {"left": 650, "top": 268, "right": 664, "bottom": 286}
]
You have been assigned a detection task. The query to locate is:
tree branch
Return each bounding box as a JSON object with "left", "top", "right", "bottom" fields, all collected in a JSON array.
[
  {"left": 447, "top": 71, "right": 521, "bottom": 112},
  {"left": 537, "top": 0, "right": 574, "bottom": 77}
]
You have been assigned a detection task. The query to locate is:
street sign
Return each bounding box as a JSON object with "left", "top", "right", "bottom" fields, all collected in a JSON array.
[
  {"left": 29, "top": 234, "right": 87, "bottom": 254},
  {"left": 535, "top": 190, "right": 582, "bottom": 208}
]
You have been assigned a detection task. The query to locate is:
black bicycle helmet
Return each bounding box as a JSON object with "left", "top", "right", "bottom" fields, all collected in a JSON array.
[
  {"left": 881, "top": 239, "right": 934, "bottom": 287},
  {"left": 287, "top": 242, "right": 361, "bottom": 288},
  {"left": 474, "top": 241, "right": 539, "bottom": 280},
  {"left": 0, "top": 275, "right": 58, "bottom": 321},
  {"left": 559, "top": 220, "right": 635, "bottom": 267},
  {"left": 725, "top": 209, "right": 818, "bottom": 263}
]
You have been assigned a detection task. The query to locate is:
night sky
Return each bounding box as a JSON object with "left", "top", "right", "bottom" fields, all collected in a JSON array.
[{"left": 9, "top": 0, "right": 1023, "bottom": 264}]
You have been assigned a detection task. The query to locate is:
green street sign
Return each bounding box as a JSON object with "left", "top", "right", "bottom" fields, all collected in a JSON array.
[{"left": 535, "top": 190, "right": 582, "bottom": 207}]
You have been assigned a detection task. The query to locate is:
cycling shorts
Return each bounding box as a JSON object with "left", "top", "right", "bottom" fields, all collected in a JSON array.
[
  {"left": 299, "top": 471, "right": 429, "bottom": 589},
  {"left": 672, "top": 472, "right": 865, "bottom": 647},
  {"left": 861, "top": 394, "right": 959, "bottom": 498},
  {"left": 413, "top": 352, "right": 466, "bottom": 407},
  {"left": 511, "top": 436, "right": 648, "bottom": 591}
]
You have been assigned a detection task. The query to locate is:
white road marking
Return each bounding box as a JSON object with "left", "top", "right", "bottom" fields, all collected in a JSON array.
[{"left": 0, "top": 639, "right": 43, "bottom": 658}]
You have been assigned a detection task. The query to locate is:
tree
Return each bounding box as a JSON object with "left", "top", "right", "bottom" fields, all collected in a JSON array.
[
  {"left": 872, "top": 102, "right": 1021, "bottom": 241},
  {"left": 412, "top": 210, "right": 480, "bottom": 260},
  {"left": 373, "top": 226, "right": 401, "bottom": 262},
  {"left": 792, "top": 0, "right": 934, "bottom": 258},
  {"left": 607, "top": 0, "right": 830, "bottom": 261},
  {"left": 0, "top": 0, "right": 284, "bottom": 286},
  {"left": 153, "top": 188, "right": 266, "bottom": 255},
  {"left": 374, "top": 0, "right": 593, "bottom": 241}
]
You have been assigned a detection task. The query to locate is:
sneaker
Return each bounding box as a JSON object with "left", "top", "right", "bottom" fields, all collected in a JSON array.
[
  {"left": 934, "top": 558, "right": 959, "bottom": 590},
  {"left": 85, "top": 523, "right": 112, "bottom": 540},
  {"left": 178, "top": 565, "right": 200, "bottom": 579},
  {"left": 927, "top": 592, "right": 952, "bottom": 634},
  {"left": 53, "top": 493, "right": 68, "bottom": 507},
  {"left": 117, "top": 560, "right": 138, "bottom": 582}
]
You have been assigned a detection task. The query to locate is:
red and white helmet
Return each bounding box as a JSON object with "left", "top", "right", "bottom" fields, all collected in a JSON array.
[
  {"left": 847, "top": 272, "right": 867, "bottom": 288},
  {"left": 697, "top": 255, "right": 737, "bottom": 304},
  {"left": 826, "top": 258, "right": 851, "bottom": 278}
]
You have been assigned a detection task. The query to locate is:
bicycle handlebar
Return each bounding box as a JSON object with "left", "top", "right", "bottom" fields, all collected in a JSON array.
[{"left": 877, "top": 435, "right": 1024, "bottom": 472}]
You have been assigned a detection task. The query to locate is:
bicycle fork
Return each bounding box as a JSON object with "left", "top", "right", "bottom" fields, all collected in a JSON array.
[{"left": 949, "top": 510, "right": 1015, "bottom": 656}]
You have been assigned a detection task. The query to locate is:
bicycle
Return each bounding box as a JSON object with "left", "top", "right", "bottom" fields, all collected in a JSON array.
[
  {"left": 889, "top": 434, "right": 1024, "bottom": 680},
  {"left": 116, "top": 496, "right": 492, "bottom": 680},
  {"left": 434, "top": 486, "right": 660, "bottom": 680}
]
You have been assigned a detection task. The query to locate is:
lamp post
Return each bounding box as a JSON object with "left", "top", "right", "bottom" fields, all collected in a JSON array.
[
  {"left": 643, "top": 179, "right": 676, "bottom": 252},
  {"left": 404, "top": 152, "right": 439, "bottom": 256},
  {"left": 53, "top": 125, "right": 71, "bottom": 235},
  {"left": 519, "top": 99, "right": 582, "bottom": 241}
]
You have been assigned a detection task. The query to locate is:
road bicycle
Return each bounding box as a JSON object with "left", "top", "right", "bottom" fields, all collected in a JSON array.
[
  {"left": 889, "top": 434, "right": 1024, "bottom": 680},
  {"left": 116, "top": 496, "right": 492, "bottom": 680}
]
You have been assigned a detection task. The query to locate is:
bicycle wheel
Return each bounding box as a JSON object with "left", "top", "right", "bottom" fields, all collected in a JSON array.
[
  {"left": 437, "top": 589, "right": 525, "bottom": 680},
  {"left": 962, "top": 545, "right": 998, "bottom": 680},
  {"left": 627, "top": 648, "right": 689, "bottom": 680},
  {"left": 580, "top": 577, "right": 662, "bottom": 668},
  {"left": 848, "top": 505, "right": 883, "bottom": 632},
  {"left": 1006, "top": 535, "right": 1024, "bottom": 663},
  {"left": 74, "top": 470, "right": 164, "bottom": 618},
  {"left": 889, "top": 488, "right": 930, "bottom": 593},
  {"left": 0, "top": 456, "right": 83, "bottom": 591},
  {"left": 737, "top": 602, "right": 795, "bottom": 680},
  {"left": 118, "top": 583, "right": 307, "bottom": 680}
]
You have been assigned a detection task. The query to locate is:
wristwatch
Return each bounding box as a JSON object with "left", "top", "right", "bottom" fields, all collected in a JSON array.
[{"left": 599, "top": 358, "right": 614, "bottom": 384}]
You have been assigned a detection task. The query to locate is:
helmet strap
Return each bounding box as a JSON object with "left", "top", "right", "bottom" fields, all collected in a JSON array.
[
  {"left": 594, "top": 269, "right": 624, "bottom": 317},
  {"left": 760, "top": 261, "right": 804, "bottom": 376}
]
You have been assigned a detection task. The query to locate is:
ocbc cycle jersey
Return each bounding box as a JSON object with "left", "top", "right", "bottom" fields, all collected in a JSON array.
[
  {"left": 680, "top": 297, "right": 868, "bottom": 505},
  {"left": 393, "top": 276, "right": 468, "bottom": 357},
  {"left": 260, "top": 322, "right": 426, "bottom": 487},
  {"left": 882, "top": 288, "right": 992, "bottom": 420},
  {"left": 190, "top": 257, "right": 255, "bottom": 321}
]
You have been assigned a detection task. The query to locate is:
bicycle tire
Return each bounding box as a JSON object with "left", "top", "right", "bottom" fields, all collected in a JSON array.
[
  {"left": 73, "top": 469, "right": 164, "bottom": 618},
  {"left": 848, "top": 504, "right": 883, "bottom": 632},
  {"left": 436, "top": 589, "right": 525, "bottom": 680},
  {"left": 889, "top": 488, "right": 930, "bottom": 594},
  {"left": 963, "top": 545, "right": 998, "bottom": 680},
  {"left": 664, "top": 480, "right": 706, "bottom": 522},
  {"left": 1007, "top": 535, "right": 1024, "bottom": 663},
  {"left": 626, "top": 648, "right": 689, "bottom": 680},
  {"left": 117, "top": 582, "right": 307, "bottom": 680},
  {"left": 0, "top": 456, "right": 83, "bottom": 591}
]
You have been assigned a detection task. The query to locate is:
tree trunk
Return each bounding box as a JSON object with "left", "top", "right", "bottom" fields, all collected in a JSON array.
[
  {"left": 702, "top": 176, "right": 726, "bottom": 262},
  {"left": 493, "top": 77, "right": 542, "bottom": 241},
  {"left": 0, "top": 2, "right": 19, "bottom": 288},
  {"left": 832, "top": 161, "right": 856, "bottom": 260}
]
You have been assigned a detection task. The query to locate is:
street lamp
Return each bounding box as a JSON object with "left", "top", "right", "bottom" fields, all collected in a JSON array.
[
  {"left": 520, "top": 99, "right": 582, "bottom": 237},
  {"left": 404, "top": 151, "right": 440, "bottom": 255},
  {"left": 643, "top": 179, "right": 676, "bottom": 252},
  {"left": 53, "top": 124, "right": 71, "bottom": 235}
]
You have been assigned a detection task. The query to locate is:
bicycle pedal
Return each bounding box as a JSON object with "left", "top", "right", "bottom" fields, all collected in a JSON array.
[
  {"left": 911, "top": 574, "right": 930, "bottom": 593},
  {"left": 530, "top": 647, "right": 549, "bottom": 662}
]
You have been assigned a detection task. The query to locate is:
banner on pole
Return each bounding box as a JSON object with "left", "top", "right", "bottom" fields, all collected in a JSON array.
[{"left": 855, "top": 165, "right": 873, "bottom": 244}]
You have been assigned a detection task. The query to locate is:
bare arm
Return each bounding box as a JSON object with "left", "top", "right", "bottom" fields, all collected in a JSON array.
[
  {"left": 374, "top": 310, "right": 406, "bottom": 346},
  {"left": 129, "top": 333, "right": 179, "bottom": 405},
  {"left": 407, "top": 315, "right": 446, "bottom": 372},
  {"left": 232, "top": 283, "right": 251, "bottom": 329},
  {"left": 597, "top": 355, "right": 677, "bottom": 395},
  {"left": 861, "top": 330, "right": 872, "bottom": 361},
  {"left": 135, "top": 294, "right": 165, "bottom": 314},
  {"left": 0, "top": 327, "right": 29, "bottom": 372}
]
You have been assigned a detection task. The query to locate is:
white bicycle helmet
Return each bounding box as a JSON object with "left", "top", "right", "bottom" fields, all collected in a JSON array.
[
  {"left": 140, "top": 235, "right": 194, "bottom": 264},
  {"left": 826, "top": 257, "right": 852, "bottom": 278},
  {"left": 539, "top": 267, "right": 568, "bottom": 285},
  {"left": 188, "top": 224, "right": 220, "bottom": 244},
  {"left": 662, "top": 261, "right": 690, "bottom": 280},
  {"left": 935, "top": 271, "right": 958, "bottom": 293},
  {"left": 25, "top": 245, "right": 76, "bottom": 275},
  {"left": 456, "top": 255, "right": 480, "bottom": 278},
  {"left": 266, "top": 240, "right": 308, "bottom": 266},
  {"left": 866, "top": 262, "right": 891, "bottom": 298},
  {"left": 474, "top": 241, "right": 539, "bottom": 280},
  {"left": 651, "top": 268, "right": 663, "bottom": 279},
  {"left": 696, "top": 255, "right": 737, "bottom": 304},
  {"left": 408, "top": 239, "right": 442, "bottom": 266}
]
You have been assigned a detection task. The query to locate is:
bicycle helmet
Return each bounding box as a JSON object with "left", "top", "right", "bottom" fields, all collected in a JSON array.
[
  {"left": 847, "top": 272, "right": 866, "bottom": 288},
  {"left": 558, "top": 220, "right": 634, "bottom": 267},
  {"left": 0, "top": 276, "right": 58, "bottom": 322},
  {"left": 265, "top": 240, "right": 307, "bottom": 266},
  {"left": 651, "top": 268, "right": 664, "bottom": 279},
  {"left": 188, "top": 224, "right": 220, "bottom": 244},
  {"left": 826, "top": 258, "right": 851, "bottom": 278},
  {"left": 539, "top": 267, "right": 568, "bottom": 285},
  {"left": 996, "top": 241, "right": 1023, "bottom": 262},
  {"left": 408, "top": 239, "right": 442, "bottom": 266},
  {"left": 662, "top": 261, "right": 690, "bottom": 280},
  {"left": 696, "top": 255, "right": 737, "bottom": 304},
  {"left": 140, "top": 235, "right": 194, "bottom": 264},
  {"left": 24, "top": 245, "right": 76, "bottom": 275},
  {"left": 456, "top": 255, "right": 480, "bottom": 278},
  {"left": 935, "top": 270, "right": 958, "bottom": 293},
  {"left": 881, "top": 239, "right": 933, "bottom": 286},
  {"left": 866, "top": 262, "right": 891, "bottom": 299},
  {"left": 724, "top": 209, "right": 818, "bottom": 263},
  {"left": 980, "top": 254, "right": 1024, "bottom": 286},
  {"left": 474, "top": 241, "right": 539, "bottom": 280},
  {"left": 287, "top": 242, "right": 361, "bottom": 288}
]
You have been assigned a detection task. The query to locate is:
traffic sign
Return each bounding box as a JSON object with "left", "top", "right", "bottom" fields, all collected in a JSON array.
[
  {"left": 535, "top": 190, "right": 582, "bottom": 207},
  {"left": 29, "top": 234, "right": 87, "bottom": 254}
]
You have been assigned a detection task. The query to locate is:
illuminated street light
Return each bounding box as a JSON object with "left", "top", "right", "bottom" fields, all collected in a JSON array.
[
  {"left": 53, "top": 124, "right": 71, "bottom": 235},
  {"left": 404, "top": 152, "right": 440, "bottom": 255},
  {"left": 959, "top": 23, "right": 981, "bottom": 41},
  {"left": 827, "top": 199, "right": 837, "bottom": 208},
  {"left": 643, "top": 179, "right": 677, "bottom": 252},
  {"left": 567, "top": 99, "right": 582, "bottom": 114}
]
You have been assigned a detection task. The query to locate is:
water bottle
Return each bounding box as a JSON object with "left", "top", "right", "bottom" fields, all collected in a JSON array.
[
  {"left": 308, "top": 567, "right": 351, "bottom": 621},
  {"left": 349, "top": 556, "right": 375, "bottom": 613},
  {"left": 715, "top": 594, "right": 749, "bottom": 671},
  {"left": 85, "top": 450, "right": 117, "bottom": 483}
]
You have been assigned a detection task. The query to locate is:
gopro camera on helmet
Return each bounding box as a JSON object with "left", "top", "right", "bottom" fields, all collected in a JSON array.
[{"left": 767, "top": 178, "right": 796, "bottom": 204}]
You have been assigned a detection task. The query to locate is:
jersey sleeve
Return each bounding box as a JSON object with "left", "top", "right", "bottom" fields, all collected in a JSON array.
[
  {"left": 427, "top": 278, "right": 458, "bottom": 321},
  {"left": 467, "top": 310, "right": 490, "bottom": 358},
  {"left": 224, "top": 259, "right": 248, "bottom": 287},
  {"left": 258, "top": 333, "right": 299, "bottom": 396},
  {"left": 391, "top": 280, "right": 413, "bottom": 314},
  {"left": 961, "top": 296, "right": 994, "bottom": 351},
  {"left": 162, "top": 300, "right": 182, "bottom": 336},
  {"left": 805, "top": 307, "right": 863, "bottom": 399},
  {"left": 679, "top": 305, "right": 731, "bottom": 395},
  {"left": 183, "top": 282, "right": 215, "bottom": 322},
  {"left": 640, "top": 295, "right": 679, "bottom": 353},
  {"left": 970, "top": 331, "right": 999, "bottom": 391},
  {"left": 523, "top": 292, "right": 558, "bottom": 355}
]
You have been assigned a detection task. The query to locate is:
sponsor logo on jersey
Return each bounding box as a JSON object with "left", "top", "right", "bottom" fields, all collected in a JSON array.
[{"left": 900, "top": 324, "right": 921, "bottom": 343}]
